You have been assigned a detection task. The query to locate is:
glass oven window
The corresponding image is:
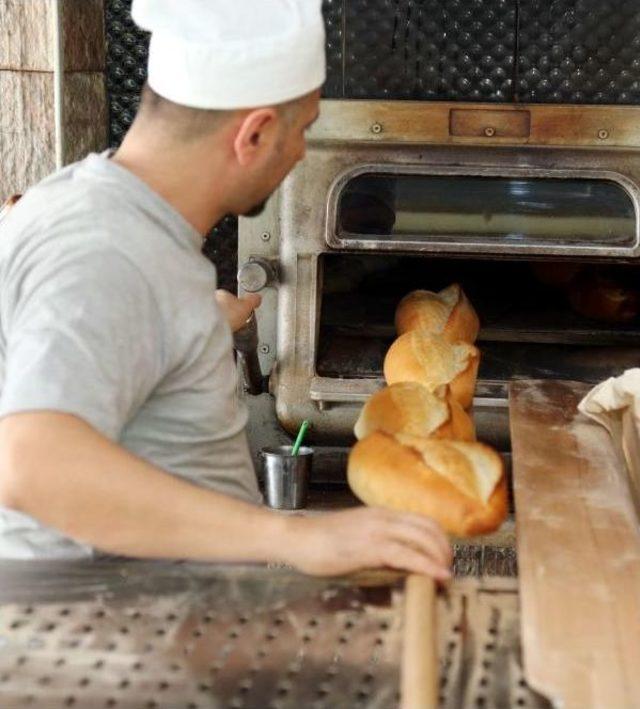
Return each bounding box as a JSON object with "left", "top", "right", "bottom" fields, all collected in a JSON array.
[{"left": 336, "top": 173, "right": 637, "bottom": 248}]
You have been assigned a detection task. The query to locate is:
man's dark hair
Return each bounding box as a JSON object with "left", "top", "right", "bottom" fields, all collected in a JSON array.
[
  {"left": 138, "top": 84, "right": 233, "bottom": 141},
  {"left": 137, "top": 83, "right": 303, "bottom": 142}
]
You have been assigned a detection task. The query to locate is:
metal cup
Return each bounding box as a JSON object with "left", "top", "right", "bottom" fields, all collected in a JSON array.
[{"left": 261, "top": 446, "right": 313, "bottom": 510}]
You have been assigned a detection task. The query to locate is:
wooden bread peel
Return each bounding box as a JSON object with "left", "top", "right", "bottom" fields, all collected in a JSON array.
[
  {"left": 401, "top": 574, "right": 439, "bottom": 709},
  {"left": 510, "top": 380, "right": 640, "bottom": 709}
]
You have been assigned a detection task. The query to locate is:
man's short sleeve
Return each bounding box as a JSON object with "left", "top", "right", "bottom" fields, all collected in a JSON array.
[{"left": 0, "top": 247, "right": 164, "bottom": 440}]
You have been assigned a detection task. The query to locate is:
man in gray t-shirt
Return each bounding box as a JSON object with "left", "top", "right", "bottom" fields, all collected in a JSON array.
[
  {"left": 0, "top": 152, "right": 261, "bottom": 557},
  {"left": 0, "top": 0, "right": 451, "bottom": 579}
]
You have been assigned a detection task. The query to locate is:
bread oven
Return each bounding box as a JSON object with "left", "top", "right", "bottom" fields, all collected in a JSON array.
[
  {"left": 239, "top": 100, "right": 640, "bottom": 458},
  {"left": 236, "top": 102, "right": 640, "bottom": 703}
]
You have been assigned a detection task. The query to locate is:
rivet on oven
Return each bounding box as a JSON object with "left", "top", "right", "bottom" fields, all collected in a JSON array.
[
  {"left": 598, "top": 129, "right": 610, "bottom": 140},
  {"left": 484, "top": 127, "right": 496, "bottom": 137},
  {"left": 371, "top": 123, "right": 383, "bottom": 134},
  {"left": 260, "top": 232, "right": 271, "bottom": 242},
  {"left": 259, "top": 344, "right": 270, "bottom": 355}
]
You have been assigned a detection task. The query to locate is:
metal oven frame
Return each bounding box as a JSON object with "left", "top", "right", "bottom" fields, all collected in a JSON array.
[{"left": 239, "top": 100, "right": 640, "bottom": 451}]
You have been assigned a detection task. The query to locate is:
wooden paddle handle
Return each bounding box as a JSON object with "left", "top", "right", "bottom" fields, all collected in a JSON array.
[{"left": 401, "top": 574, "right": 439, "bottom": 709}]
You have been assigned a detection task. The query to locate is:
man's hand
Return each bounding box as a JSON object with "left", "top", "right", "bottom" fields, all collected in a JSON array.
[
  {"left": 282, "top": 507, "right": 452, "bottom": 580},
  {"left": 215, "top": 289, "right": 262, "bottom": 333}
]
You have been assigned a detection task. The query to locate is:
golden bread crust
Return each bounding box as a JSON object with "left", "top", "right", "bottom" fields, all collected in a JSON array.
[
  {"left": 433, "top": 396, "right": 476, "bottom": 441},
  {"left": 347, "top": 432, "right": 507, "bottom": 537},
  {"left": 395, "top": 284, "right": 480, "bottom": 343},
  {"left": 354, "top": 383, "right": 475, "bottom": 441},
  {"left": 383, "top": 331, "right": 480, "bottom": 409}
]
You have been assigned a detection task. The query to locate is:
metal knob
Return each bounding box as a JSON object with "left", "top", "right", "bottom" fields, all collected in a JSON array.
[{"left": 237, "top": 257, "right": 277, "bottom": 293}]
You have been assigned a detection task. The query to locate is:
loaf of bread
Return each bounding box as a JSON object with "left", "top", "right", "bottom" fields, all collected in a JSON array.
[
  {"left": 354, "top": 382, "right": 475, "bottom": 442},
  {"left": 348, "top": 431, "right": 507, "bottom": 537},
  {"left": 384, "top": 331, "right": 479, "bottom": 409},
  {"left": 568, "top": 272, "right": 639, "bottom": 323},
  {"left": 530, "top": 262, "right": 583, "bottom": 289},
  {"left": 395, "top": 284, "right": 480, "bottom": 343}
]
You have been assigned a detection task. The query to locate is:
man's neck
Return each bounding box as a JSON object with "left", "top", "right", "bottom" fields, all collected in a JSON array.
[{"left": 112, "top": 129, "right": 228, "bottom": 236}]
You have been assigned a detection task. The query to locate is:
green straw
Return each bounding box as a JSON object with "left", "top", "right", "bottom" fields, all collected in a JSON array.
[{"left": 291, "top": 420, "right": 310, "bottom": 456}]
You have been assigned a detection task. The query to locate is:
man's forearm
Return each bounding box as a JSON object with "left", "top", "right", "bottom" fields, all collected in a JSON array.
[
  {"left": 0, "top": 412, "right": 288, "bottom": 562},
  {"left": 0, "top": 412, "right": 454, "bottom": 579}
]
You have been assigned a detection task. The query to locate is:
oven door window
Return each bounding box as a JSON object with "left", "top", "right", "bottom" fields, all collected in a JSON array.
[{"left": 335, "top": 173, "right": 637, "bottom": 252}]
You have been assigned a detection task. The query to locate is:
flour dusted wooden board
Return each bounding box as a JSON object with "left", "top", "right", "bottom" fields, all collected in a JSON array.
[{"left": 509, "top": 380, "right": 640, "bottom": 708}]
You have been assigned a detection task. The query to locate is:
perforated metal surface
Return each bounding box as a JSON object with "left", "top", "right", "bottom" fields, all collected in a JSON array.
[
  {"left": 437, "top": 579, "right": 547, "bottom": 708},
  {"left": 201, "top": 215, "right": 240, "bottom": 295},
  {"left": 0, "top": 564, "right": 403, "bottom": 709},
  {"left": 105, "top": 0, "right": 148, "bottom": 147},
  {"left": 0, "top": 562, "right": 547, "bottom": 709},
  {"left": 344, "top": 0, "right": 517, "bottom": 101},
  {"left": 517, "top": 0, "right": 640, "bottom": 104},
  {"left": 453, "top": 544, "right": 518, "bottom": 578},
  {"left": 323, "top": 0, "right": 345, "bottom": 98}
]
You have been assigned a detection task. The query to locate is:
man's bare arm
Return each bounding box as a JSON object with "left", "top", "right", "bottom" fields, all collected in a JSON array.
[{"left": 0, "top": 412, "right": 452, "bottom": 578}]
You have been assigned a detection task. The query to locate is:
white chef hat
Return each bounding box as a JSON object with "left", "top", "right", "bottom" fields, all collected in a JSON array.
[{"left": 131, "top": 0, "right": 326, "bottom": 110}]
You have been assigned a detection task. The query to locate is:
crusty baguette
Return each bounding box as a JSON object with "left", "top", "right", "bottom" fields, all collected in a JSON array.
[
  {"left": 354, "top": 382, "right": 475, "bottom": 442},
  {"left": 568, "top": 272, "right": 639, "bottom": 323},
  {"left": 395, "top": 284, "right": 480, "bottom": 343},
  {"left": 347, "top": 431, "right": 507, "bottom": 537},
  {"left": 530, "top": 262, "right": 583, "bottom": 289},
  {"left": 384, "top": 331, "right": 480, "bottom": 409}
]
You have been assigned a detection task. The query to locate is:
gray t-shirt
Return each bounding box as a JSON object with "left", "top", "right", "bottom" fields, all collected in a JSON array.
[{"left": 0, "top": 153, "right": 261, "bottom": 558}]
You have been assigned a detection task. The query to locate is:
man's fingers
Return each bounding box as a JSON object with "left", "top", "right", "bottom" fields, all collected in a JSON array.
[
  {"left": 382, "top": 542, "right": 452, "bottom": 580},
  {"left": 242, "top": 293, "right": 262, "bottom": 311},
  {"left": 214, "top": 288, "right": 232, "bottom": 301},
  {"left": 214, "top": 289, "right": 261, "bottom": 310},
  {"left": 392, "top": 514, "right": 452, "bottom": 564},
  {"left": 373, "top": 508, "right": 451, "bottom": 564},
  {"left": 214, "top": 290, "right": 262, "bottom": 332},
  {"left": 389, "top": 521, "right": 452, "bottom": 569}
]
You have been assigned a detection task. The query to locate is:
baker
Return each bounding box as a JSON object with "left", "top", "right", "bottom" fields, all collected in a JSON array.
[{"left": 0, "top": 0, "right": 451, "bottom": 579}]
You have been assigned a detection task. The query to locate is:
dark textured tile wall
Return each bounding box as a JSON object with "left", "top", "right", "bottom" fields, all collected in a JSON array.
[
  {"left": 323, "top": 0, "right": 345, "bottom": 98},
  {"left": 105, "top": 0, "right": 148, "bottom": 146},
  {"left": 342, "top": 0, "right": 516, "bottom": 101},
  {"left": 516, "top": 0, "right": 640, "bottom": 103},
  {"left": 106, "top": 0, "right": 640, "bottom": 134},
  {"left": 105, "top": 0, "right": 640, "bottom": 289}
]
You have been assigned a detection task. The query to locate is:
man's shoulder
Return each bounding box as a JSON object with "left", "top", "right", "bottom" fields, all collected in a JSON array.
[
  {"left": 2, "top": 158, "right": 171, "bottom": 271},
  {"left": 8, "top": 156, "right": 135, "bottom": 231}
]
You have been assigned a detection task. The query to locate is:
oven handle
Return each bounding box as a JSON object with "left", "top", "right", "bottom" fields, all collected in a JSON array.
[{"left": 233, "top": 312, "right": 267, "bottom": 395}]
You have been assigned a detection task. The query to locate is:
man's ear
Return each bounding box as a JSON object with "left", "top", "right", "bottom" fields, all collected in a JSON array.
[{"left": 233, "top": 108, "right": 278, "bottom": 167}]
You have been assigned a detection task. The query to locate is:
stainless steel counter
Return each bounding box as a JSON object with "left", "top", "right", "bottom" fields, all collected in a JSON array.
[{"left": 0, "top": 560, "right": 548, "bottom": 709}]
